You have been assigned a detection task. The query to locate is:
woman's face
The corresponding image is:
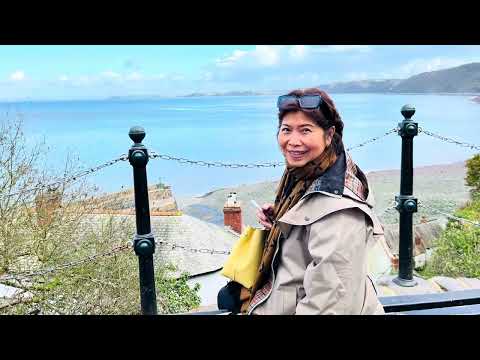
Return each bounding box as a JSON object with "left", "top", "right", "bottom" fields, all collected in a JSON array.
[{"left": 278, "top": 111, "right": 334, "bottom": 168}]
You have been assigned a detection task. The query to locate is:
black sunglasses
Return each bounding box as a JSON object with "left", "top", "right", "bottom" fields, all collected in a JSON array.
[{"left": 277, "top": 94, "right": 323, "bottom": 110}]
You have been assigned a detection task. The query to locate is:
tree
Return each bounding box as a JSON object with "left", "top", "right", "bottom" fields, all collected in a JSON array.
[
  {"left": 466, "top": 153, "right": 480, "bottom": 194},
  {"left": 0, "top": 115, "right": 200, "bottom": 314}
]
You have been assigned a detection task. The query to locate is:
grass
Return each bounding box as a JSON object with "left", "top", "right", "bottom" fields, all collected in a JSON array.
[{"left": 419, "top": 193, "right": 480, "bottom": 279}]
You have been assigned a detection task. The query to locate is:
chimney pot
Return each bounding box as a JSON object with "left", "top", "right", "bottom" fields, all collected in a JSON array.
[{"left": 223, "top": 192, "right": 242, "bottom": 234}]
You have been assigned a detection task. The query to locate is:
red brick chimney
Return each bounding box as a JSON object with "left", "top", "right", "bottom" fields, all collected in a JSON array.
[{"left": 223, "top": 192, "right": 242, "bottom": 234}]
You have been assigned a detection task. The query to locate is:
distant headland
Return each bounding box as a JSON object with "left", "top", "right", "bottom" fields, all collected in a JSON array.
[
  {"left": 181, "top": 91, "right": 266, "bottom": 97},
  {"left": 180, "top": 63, "right": 480, "bottom": 97},
  {"left": 104, "top": 62, "right": 480, "bottom": 101}
]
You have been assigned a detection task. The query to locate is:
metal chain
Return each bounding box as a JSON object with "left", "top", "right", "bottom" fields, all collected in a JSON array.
[
  {"left": 0, "top": 154, "right": 129, "bottom": 200},
  {"left": 148, "top": 152, "right": 284, "bottom": 169},
  {"left": 418, "top": 201, "right": 480, "bottom": 227},
  {"left": 155, "top": 239, "right": 231, "bottom": 255},
  {"left": 346, "top": 127, "right": 399, "bottom": 151},
  {"left": 419, "top": 128, "right": 480, "bottom": 151},
  {"left": 148, "top": 127, "right": 399, "bottom": 168},
  {"left": 0, "top": 242, "right": 133, "bottom": 282}
]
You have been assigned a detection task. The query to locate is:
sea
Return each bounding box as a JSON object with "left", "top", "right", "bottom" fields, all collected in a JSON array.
[{"left": 1, "top": 94, "right": 479, "bottom": 197}]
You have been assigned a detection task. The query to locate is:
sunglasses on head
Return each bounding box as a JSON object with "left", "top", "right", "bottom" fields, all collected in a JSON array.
[{"left": 277, "top": 94, "right": 324, "bottom": 110}]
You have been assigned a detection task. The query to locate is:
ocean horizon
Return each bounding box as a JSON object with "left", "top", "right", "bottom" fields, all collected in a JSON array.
[{"left": 1, "top": 94, "right": 479, "bottom": 197}]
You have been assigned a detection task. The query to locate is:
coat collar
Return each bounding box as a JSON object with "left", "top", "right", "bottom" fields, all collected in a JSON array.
[
  {"left": 303, "top": 149, "right": 347, "bottom": 199},
  {"left": 276, "top": 150, "right": 382, "bottom": 236},
  {"left": 301, "top": 149, "right": 374, "bottom": 207}
]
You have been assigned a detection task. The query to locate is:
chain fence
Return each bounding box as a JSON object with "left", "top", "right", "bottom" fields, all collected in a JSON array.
[
  {"left": 155, "top": 239, "right": 231, "bottom": 255},
  {"left": 0, "top": 242, "right": 133, "bottom": 282},
  {"left": 3, "top": 126, "right": 477, "bottom": 202},
  {"left": 148, "top": 127, "right": 400, "bottom": 168},
  {"left": 148, "top": 152, "right": 284, "bottom": 169},
  {"left": 418, "top": 201, "right": 480, "bottom": 227},
  {"left": 2, "top": 126, "right": 478, "bottom": 202},
  {"left": 376, "top": 202, "right": 440, "bottom": 226},
  {"left": 346, "top": 127, "right": 399, "bottom": 152},
  {"left": 0, "top": 154, "right": 129, "bottom": 201},
  {"left": 419, "top": 128, "right": 480, "bottom": 151},
  {"left": 0, "top": 237, "right": 232, "bottom": 284},
  {"left": 2, "top": 125, "right": 480, "bottom": 296}
]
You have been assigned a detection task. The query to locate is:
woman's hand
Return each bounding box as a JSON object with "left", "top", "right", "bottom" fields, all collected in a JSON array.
[{"left": 256, "top": 203, "right": 274, "bottom": 230}]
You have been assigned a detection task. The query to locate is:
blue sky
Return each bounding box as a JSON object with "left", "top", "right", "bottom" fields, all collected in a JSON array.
[{"left": 1, "top": 45, "right": 479, "bottom": 101}]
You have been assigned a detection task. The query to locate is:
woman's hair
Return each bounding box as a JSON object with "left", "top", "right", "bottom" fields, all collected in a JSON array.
[{"left": 278, "top": 88, "right": 344, "bottom": 153}]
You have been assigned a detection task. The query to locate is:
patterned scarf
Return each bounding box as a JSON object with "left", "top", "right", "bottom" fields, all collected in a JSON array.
[{"left": 239, "top": 145, "right": 338, "bottom": 313}]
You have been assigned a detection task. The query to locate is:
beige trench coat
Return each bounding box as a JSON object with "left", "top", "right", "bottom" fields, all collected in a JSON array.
[{"left": 249, "top": 183, "right": 385, "bottom": 315}]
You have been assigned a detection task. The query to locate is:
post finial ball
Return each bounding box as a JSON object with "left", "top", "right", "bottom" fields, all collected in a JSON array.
[
  {"left": 129, "top": 126, "right": 146, "bottom": 144},
  {"left": 401, "top": 105, "right": 416, "bottom": 120}
]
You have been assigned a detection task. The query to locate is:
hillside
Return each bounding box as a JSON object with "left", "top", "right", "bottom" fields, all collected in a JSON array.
[
  {"left": 318, "top": 79, "right": 402, "bottom": 93},
  {"left": 182, "top": 63, "right": 480, "bottom": 97},
  {"left": 182, "top": 91, "right": 264, "bottom": 97},
  {"left": 392, "top": 63, "right": 480, "bottom": 93},
  {"left": 176, "top": 162, "right": 471, "bottom": 228},
  {"left": 319, "top": 63, "right": 480, "bottom": 94}
]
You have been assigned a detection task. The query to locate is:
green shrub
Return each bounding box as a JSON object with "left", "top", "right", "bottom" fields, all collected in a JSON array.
[
  {"left": 422, "top": 196, "right": 480, "bottom": 278},
  {"left": 420, "top": 154, "right": 480, "bottom": 279},
  {"left": 466, "top": 153, "right": 480, "bottom": 194},
  {"left": 156, "top": 265, "right": 201, "bottom": 314}
]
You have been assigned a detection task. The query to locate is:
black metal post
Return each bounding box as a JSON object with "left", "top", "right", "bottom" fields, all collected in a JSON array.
[
  {"left": 128, "top": 126, "right": 158, "bottom": 315},
  {"left": 393, "top": 105, "right": 418, "bottom": 287}
]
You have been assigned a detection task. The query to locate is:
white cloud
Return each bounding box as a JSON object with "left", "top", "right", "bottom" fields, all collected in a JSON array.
[
  {"left": 214, "top": 45, "right": 369, "bottom": 72},
  {"left": 254, "top": 45, "right": 281, "bottom": 66},
  {"left": 10, "top": 70, "right": 25, "bottom": 81},
  {"left": 289, "top": 45, "right": 309, "bottom": 60},
  {"left": 312, "top": 45, "right": 371, "bottom": 53},
  {"left": 215, "top": 50, "right": 248, "bottom": 67},
  {"left": 215, "top": 46, "right": 286, "bottom": 69}
]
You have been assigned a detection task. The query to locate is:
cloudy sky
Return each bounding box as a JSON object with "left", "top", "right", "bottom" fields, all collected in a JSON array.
[{"left": 1, "top": 45, "right": 479, "bottom": 101}]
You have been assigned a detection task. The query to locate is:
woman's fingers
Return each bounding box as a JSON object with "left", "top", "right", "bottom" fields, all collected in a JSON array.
[
  {"left": 258, "top": 217, "right": 272, "bottom": 230},
  {"left": 256, "top": 205, "right": 273, "bottom": 230},
  {"left": 262, "top": 204, "right": 274, "bottom": 218},
  {"left": 256, "top": 209, "right": 267, "bottom": 222},
  {"left": 262, "top": 203, "right": 274, "bottom": 213}
]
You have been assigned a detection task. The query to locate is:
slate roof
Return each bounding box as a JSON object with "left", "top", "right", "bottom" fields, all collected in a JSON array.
[
  {"left": 81, "top": 213, "right": 239, "bottom": 277},
  {"left": 150, "top": 214, "right": 239, "bottom": 276}
]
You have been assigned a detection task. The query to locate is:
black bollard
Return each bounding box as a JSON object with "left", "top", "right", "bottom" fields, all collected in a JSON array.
[
  {"left": 128, "top": 126, "right": 158, "bottom": 314},
  {"left": 393, "top": 105, "right": 418, "bottom": 287}
]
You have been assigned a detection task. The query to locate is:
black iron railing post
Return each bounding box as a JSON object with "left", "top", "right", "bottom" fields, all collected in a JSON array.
[
  {"left": 393, "top": 105, "right": 418, "bottom": 287},
  {"left": 128, "top": 126, "right": 158, "bottom": 315}
]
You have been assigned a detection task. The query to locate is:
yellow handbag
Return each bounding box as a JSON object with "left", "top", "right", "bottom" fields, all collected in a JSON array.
[{"left": 221, "top": 226, "right": 267, "bottom": 289}]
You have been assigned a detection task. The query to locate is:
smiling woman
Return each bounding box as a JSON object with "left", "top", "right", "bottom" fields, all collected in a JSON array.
[{"left": 217, "top": 88, "right": 386, "bottom": 315}]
